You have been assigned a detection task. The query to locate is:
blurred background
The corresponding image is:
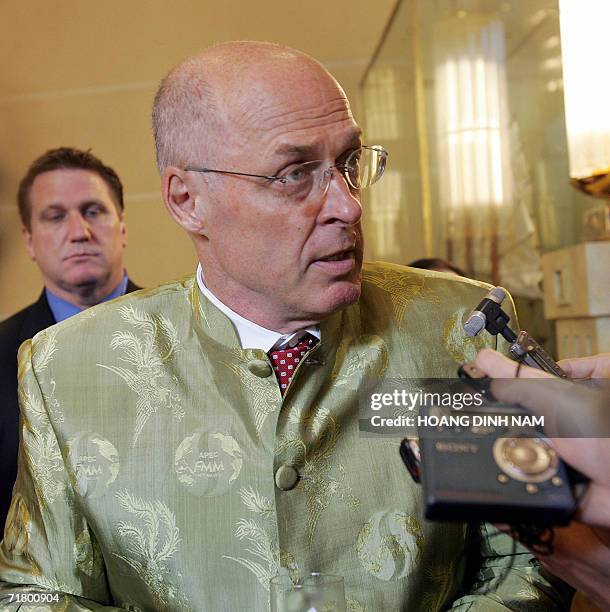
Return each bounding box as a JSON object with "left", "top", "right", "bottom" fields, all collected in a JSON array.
[{"left": 1, "top": 0, "right": 608, "bottom": 359}]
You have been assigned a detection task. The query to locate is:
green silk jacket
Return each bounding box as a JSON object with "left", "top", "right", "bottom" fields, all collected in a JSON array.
[{"left": 0, "top": 262, "right": 570, "bottom": 611}]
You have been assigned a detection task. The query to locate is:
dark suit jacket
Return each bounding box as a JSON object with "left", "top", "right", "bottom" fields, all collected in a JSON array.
[{"left": 0, "top": 280, "right": 139, "bottom": 531}]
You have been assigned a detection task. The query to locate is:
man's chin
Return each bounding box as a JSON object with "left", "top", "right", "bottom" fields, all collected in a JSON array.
[
  {"left": 320, "top": 278, "right": 362, "bottom": 315},
  {"left": 59, "top": 273, "right": 105, "bottom": 294}
]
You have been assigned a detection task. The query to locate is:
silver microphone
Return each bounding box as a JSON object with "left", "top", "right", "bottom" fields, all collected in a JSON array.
[{"left": 464, "top": 287, "right": 507, "bottom": 337}]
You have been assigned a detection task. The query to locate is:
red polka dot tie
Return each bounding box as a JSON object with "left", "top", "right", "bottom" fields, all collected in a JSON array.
[{"left": 268, "top": 335, "right": 317, "bottom": 396}]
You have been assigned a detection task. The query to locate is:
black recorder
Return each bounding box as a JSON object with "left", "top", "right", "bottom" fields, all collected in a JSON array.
[
  {"left": 401, "top": 364, "right": 581, "bottom": 525},
  {"left": 400, "top": 288, "right": 588, "bottom": 527}
]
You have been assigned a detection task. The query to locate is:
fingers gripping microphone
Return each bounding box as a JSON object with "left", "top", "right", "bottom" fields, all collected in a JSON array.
[{"left": 464, "top": 287, "right": 516, "bottom": 343}]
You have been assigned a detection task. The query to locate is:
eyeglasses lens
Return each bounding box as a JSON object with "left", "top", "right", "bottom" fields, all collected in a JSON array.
[
  {"left": 282, "top": 146, "right": 387, "bottom": 198},
  {"left": 346, "top": 147, "right": 387, "bottom": 190}
]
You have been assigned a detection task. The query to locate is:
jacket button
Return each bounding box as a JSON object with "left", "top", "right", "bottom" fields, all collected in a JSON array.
[
  {"left": 275, "top": 465, "right": 299, "bottom": 491},
  {"left": 247, "top": 359, "right": 273, "bottom": 378}
]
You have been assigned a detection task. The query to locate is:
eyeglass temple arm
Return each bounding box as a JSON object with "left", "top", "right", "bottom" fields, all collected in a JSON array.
[{"left": 184, "top": 167, "right": 280, "bottom": 181}]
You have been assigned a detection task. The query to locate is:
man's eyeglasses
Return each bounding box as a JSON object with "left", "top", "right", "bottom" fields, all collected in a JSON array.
[{"left": 184, "top": 145, "right": 388, "bottom": 201}]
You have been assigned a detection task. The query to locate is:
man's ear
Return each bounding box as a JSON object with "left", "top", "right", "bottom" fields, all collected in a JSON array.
[
  {"left": 162, "top": 167, "right": 207, "bottom": 234},
  {"left": 22, "top": 226, "right": 36, "bottom": 261}
]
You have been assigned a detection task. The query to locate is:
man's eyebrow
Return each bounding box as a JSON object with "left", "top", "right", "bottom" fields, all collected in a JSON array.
[
  {"left": 274, "top": 143, "right": 319, "bottom": 157},
  {"left": 39, "top": 203, "right": 66, "bottom": 213},
  {"left": 347, "top": 128, "right": 363, "bottom": 146},
  {"left": 274, "top": 129, "right": 364, "bottom": 157},
  {"left": 40, "top": 200, "right": 108, "bottom": 214},
  {"left": 79, "top": 199, "right": 108, "bottom": 208}
]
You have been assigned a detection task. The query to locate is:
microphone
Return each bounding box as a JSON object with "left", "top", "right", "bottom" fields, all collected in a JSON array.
[
  {"left": 463, "top": 287, "right": 567, "bottom": 376},
  {"left": 464, "top": 287, "right": 516, "bottom": 342}
]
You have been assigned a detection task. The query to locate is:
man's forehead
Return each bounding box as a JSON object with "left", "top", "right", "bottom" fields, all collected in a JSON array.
[
  {"left": 225, "top": 58, "right": 345, "bottom": 117},
  {"left": 176, "top": 44, "right": 361, "bottom": 162},
  {"left": 33, "top": 169, "right": 102, "bottom": 189},
  {"left": 30, "top": 170, "right": 114, "bottom": 207},
  {"left": 221, "top": 77, "right": 358, "bottom": 156}
]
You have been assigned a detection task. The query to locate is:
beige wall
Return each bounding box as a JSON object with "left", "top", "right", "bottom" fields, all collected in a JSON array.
[{"left": 0, "top": 1, "right": 395, "bottom": 319}]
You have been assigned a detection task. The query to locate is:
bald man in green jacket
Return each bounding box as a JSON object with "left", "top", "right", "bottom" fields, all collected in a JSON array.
[{"left": 0, "top": 42, "right": 570, "bottom": 611}]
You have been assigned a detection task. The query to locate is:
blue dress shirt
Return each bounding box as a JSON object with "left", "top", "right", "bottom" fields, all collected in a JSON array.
[{"left": 46, "top": 273, "right": 129, "bottom": 323}]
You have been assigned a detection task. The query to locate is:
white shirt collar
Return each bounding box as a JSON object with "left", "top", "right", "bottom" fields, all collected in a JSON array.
[{"left": 196, "top": 264, "right": 320, "bottom": 352}]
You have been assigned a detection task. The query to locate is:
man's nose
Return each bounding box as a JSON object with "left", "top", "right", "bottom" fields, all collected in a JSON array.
[
  {"left": 318, "top": 167, "right": 362, "bottom": 226},
  {"left": 67, "top": 213, "right": 92, "bottom": 241}
]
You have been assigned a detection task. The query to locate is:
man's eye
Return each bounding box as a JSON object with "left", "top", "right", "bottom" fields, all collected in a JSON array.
[
  {"left": 344, "top": 148, "right": 362, "bottom": 166},
  {"left": 84, "top": 206, "right": 104, "bottom": 218},
  {"left": 44, "top": 213, "right": 65, "bottom": 222},
  {"left": 283, "top": 166, "right": 309, "bottom": 184}
]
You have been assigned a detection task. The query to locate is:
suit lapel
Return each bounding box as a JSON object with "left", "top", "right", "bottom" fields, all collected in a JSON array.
[
  {"left": 24, "top": 278, "right": 140, "bottom": 340},
  {"left": 126, "top": 279, "right": 140, "bottom": 294},
  {"left": 19, "top": 291, "right": 56, "bottom": 343}
]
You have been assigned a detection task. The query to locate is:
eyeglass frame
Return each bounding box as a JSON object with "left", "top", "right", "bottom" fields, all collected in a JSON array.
[{"left": 183, "top": 144, "right": 388, "bottom": 192}]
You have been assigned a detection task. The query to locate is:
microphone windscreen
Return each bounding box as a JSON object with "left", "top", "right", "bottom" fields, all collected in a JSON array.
[{"left": 489, "top": 286, "right": 506, "bottom": 303}]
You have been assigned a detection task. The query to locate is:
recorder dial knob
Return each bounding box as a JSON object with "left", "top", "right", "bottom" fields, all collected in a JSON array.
[{"left": 493, "top": 437, "right": 558, "bottom": 483}]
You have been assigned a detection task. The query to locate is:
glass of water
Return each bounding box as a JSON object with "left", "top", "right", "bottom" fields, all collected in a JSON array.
[{"left": 270, "top": 572, "right": 346, "bottom": 612}]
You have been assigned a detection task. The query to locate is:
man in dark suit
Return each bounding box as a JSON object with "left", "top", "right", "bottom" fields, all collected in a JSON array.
[{"left": 0, "top": 147, "right": 139, "bottom": 530}]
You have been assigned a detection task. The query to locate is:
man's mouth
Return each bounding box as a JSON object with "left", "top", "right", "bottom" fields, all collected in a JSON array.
[
  {"left": 312, "top": 249, "right": 358, "bottom": 274},
  {"left": 318, "top": 249, "right": 355, "bottom": 262},
  {"left": 65, "top": 253, "right": 98, "bottom": 260}
]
